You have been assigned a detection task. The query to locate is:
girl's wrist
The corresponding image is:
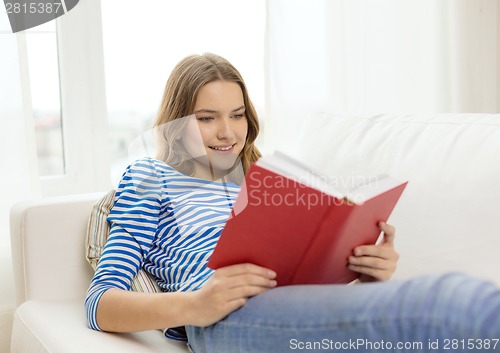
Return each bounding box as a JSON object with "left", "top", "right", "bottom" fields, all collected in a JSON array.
[{"left": 180, "top": 291, "right": 201, "bottom": 326}]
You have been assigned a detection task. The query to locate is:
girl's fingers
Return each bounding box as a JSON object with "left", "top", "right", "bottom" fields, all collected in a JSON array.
[
  {"left": 218, "top": 263, "right": 277, "bottom": 279},
  {"left": 348, "top": 254, "right": 395, "bottom": 271},
  {"left": 226, "top": 273, "right": 278, "bottom": 290},
  {"left": 348, "top": 264, "right": 391, "bottom": 281},
  {"left": 353, "top": 244, "right": 398, "bottom": 260},
  {"left": 378, "top": 221, "right": 396, "bottom": 244}
]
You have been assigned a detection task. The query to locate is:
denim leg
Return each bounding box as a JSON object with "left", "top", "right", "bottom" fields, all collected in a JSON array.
[{"left": 186, "top": 273, "right": 500, "bottom": 353}]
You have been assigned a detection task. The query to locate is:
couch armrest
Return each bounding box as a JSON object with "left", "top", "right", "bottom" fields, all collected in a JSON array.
[{"left": 10, "top": 193, "right": 105, "bottom": 306}]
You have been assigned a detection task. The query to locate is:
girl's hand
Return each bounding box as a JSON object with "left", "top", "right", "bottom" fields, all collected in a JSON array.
[
  {"left": 186, "top": 263, "right": 277, "bottom": 327},
  {"left": 348, "top": 222, "right": 399, "bottom": 282}
]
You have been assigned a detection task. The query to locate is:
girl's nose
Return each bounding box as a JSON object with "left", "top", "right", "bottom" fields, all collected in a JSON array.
[{"left": 217, "top": 118, "right": 235, "bottom": 140}]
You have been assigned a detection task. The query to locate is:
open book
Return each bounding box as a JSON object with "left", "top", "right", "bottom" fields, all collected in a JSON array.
[{"left": 208, "top": 151, "right": 408, "bottom": 285}]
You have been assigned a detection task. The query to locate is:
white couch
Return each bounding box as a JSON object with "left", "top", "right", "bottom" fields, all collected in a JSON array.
[{"left": 10, "top": 113, "right": 500, "bottom": 353}]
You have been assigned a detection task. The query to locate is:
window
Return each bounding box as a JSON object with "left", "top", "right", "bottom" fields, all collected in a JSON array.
[
  {"left": 38, "top": 1, "right": 110, "bottom": 196},
  {"left": 25, "top": 21, "right": 65, "bottom": 176}
]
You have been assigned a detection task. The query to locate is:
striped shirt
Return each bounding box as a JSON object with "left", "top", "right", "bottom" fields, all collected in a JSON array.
[{"left": 85, "top": 158, "right": 240, "bottom": 338}]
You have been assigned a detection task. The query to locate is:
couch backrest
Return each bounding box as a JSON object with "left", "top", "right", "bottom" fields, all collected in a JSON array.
[
  {"left": 291, "top": 113, "right": 500, "bottom": 284},
  {"left": 10, "top": 193, "right": 103, "bottom": 305}
]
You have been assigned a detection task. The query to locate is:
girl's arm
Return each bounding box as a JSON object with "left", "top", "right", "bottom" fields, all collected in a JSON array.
[
  {"left": 96, "top": 288, "right": 192, "bottom": 332},
  {"left": 95, "top": 263, "right": 277, "bottom": 331}
]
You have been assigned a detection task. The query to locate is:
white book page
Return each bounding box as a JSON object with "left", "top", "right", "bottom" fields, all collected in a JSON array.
[
  {"left": 257, "top": 151, "right": 405, "bottom": 204},
  {"left": 345, "top": 174, "right": 405, "bottom": 204},
  {"left": 256, "top": 151, "right": 347, "bottom": 198}
]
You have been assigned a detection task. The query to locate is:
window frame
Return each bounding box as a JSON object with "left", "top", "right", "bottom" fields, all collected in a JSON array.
[{"left": 39, "top": 0, "right": 110, "bottom": 196}]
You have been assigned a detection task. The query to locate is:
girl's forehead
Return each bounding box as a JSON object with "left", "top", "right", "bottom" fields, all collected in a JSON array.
[{"left": 194, "top": 81, "right": 244, "bottom": 111}]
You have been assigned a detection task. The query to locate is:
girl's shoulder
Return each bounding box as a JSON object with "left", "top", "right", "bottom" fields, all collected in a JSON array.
[
  {"left": 125, "top": 158, "right": 241, "bottom": 190},
  {"left": 126, "top": 157, "right": 178, "bottom": 177}
]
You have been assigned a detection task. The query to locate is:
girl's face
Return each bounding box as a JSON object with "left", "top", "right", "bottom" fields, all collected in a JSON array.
[{"left": 182, "top": 80, "right": 248, "bottom": 180}]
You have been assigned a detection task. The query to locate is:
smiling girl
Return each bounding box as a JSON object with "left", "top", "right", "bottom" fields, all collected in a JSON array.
[{"left": 85, "top": 53, "right": 500, "bottom": 353}]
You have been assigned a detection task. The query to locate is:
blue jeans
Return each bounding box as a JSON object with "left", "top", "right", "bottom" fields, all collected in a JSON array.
[{"left": 186, "top": 273, "right": 500, "bottom": 352}]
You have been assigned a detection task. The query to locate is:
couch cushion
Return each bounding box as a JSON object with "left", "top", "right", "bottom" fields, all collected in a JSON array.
[
  {"left": 10, "top": 194, "right": 103, "bottom": 304},
  {"left": 11, "top": 300, "right": 188, "bottom": 353},
  {"left": 292, "top": 113, "right": 500, "bottom": 285}
]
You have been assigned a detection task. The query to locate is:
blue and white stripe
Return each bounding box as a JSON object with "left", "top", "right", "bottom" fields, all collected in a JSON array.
[{"left": 85, "top": 157, "right": 240, "bottom": 333}]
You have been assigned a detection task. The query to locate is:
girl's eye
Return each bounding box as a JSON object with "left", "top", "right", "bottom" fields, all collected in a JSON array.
[
  {"left": 196, "top": 117, "right": 214, "bottom": 122},
  {"left": 232, "top": 114, "right": 245, "bottom": 119}
]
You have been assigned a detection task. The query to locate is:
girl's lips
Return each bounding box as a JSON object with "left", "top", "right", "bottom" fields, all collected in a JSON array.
[{"left": 208, "top": 143, "right": 236, "bottom": 152}]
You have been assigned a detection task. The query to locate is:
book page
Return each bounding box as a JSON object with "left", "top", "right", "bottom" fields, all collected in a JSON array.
[
  {"left": 345, "top": 174, "right": 406, "bottom": 204},
  {"left": 257, "top": 151, "right": 406, "bottom": 204},
  {"left": 256, "top": 151, "right": 347, "bottom": 198}
]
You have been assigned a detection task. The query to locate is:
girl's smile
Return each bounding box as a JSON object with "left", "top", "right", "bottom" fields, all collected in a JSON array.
[{"left": 208, "top": 143, "right": 236, "bottom": 152}]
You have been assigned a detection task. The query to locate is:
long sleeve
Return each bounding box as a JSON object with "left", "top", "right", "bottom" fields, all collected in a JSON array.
[{"left": 85, "top": 158, "right": 163, "bottom": 331}]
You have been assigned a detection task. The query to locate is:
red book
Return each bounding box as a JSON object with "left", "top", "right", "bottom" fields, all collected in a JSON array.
[{"left": 208, "top": 151, "right": 407, "bottom": 286}]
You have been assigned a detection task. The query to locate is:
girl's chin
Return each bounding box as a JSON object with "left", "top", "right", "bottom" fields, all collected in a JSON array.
[
  {"left": 193, "top": 153, "right": 241, "bottom": 175},
  {"left": 209, "top": 154, "right": 240, "bottom": 171}
]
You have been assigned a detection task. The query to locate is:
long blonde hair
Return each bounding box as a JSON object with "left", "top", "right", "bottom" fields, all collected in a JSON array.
[{"left": 153, "top": 53, "right": 261, "bottom": 179}]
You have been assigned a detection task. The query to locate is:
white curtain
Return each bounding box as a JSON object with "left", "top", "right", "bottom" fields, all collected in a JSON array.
[
  {"left": 0, "top": 12, "right": 40, "bottom": 351},
  {"left": 265, "top": 0, "right": 500, "bottom": 151}
]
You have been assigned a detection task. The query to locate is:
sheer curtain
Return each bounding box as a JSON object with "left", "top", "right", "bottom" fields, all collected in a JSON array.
[
  {"left": 265, "top": 0, "right": 500, "bottom": 151},
  {"left": 0, "top": 12, "right": 40, "bottom": 351}
]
